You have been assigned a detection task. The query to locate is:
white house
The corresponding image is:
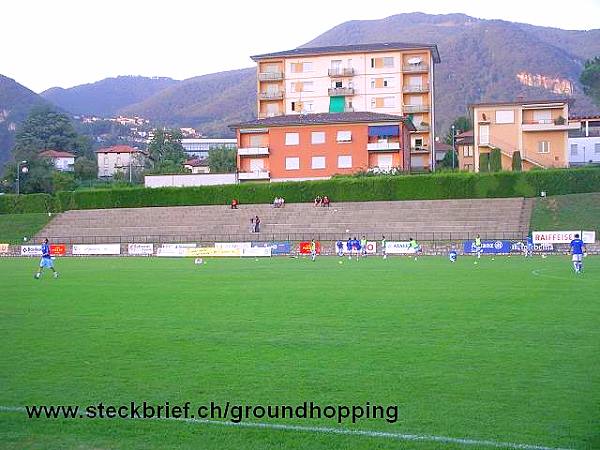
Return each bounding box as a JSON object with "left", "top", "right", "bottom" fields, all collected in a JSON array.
[
  {"left": 96, "top": 145, "right": 147, "bottom": 178},
  {"left": 183, "top": 158, "right": 210, "bottom": 174},
  {"left": 39, "top": 150, "right": 76, "bottom": 172},
  {"left": 568, "top": 114, "right": 600, "bottom": 165}
]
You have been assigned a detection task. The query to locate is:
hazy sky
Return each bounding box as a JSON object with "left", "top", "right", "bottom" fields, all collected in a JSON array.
[{"left": 3, "top": 0, "right": 599, "bottom": 93}]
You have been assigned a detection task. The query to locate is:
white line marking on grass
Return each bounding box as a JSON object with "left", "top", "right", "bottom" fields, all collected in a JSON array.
[{"left": 0, "top": 405, "right": 572, "bottom": 450}]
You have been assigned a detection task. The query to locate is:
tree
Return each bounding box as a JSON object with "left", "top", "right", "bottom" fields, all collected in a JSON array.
[
  {"left": 512, "top": 151, "right": 522, "bottom": 171},
  {"left": 580, "top": 56, "right": 600, "bottom": 108},
  {"left": 445, "top": 116, "right": 473, "bottom": 145},
  {"left": 438, "top": 149, "right": 459, "bottom": 169},
  {"left": 479, "top": 153, "right": 490, "bottom": 172},
  {"left": 74, "top": 156, "right": 98, "bottom": 180},
  {"left": 208, "top": 147, "right": 237, "bottom": 173},
  {"left": 489, "top": 148, "right": 502, "bottom": 172},
  {"left": 147, "top": 128, "right": 187, "bottom": 174},
  {"left": 52, "top": 171, "right": 76, "bottom": 192}
]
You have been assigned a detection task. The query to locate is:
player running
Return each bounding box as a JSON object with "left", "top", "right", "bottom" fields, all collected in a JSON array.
[
  {"left": 409, "top": 237, "right": 421, "bottom": 260},
  {"left": 381, "top": 235, "right": 387, "bottom": 259},
  {"left": 310, "top": 239, "right": 317, "bottom": 262},
  {"left": 569, "top": 233, "right": 586, "bottom": 274},
  {"left": 474, "top": 234, "right": 483, "bottom": 259},
  {"left": 448, "top": 244, "right": 458, "bottom": 263},
  {"left": 35, "top": 238, "right": 58, "bottom": 279},
  {"left": 360, "top": 236, "right": 367, "bottom": 257}
]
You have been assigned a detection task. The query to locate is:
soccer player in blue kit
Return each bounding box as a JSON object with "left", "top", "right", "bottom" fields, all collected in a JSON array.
[
  {"left": 35, "top": 238, "right": 58, "bottom": 279},
  {"left": 569, "top": 233, "right": 586, "bottom": 274}
]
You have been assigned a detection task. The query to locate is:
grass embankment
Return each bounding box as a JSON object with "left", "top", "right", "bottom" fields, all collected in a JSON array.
[
  {"left": 0, "top": 213, "right": 53, "bottom": 244},
  {"left": 531, "top": 192, "right": 600, "bottom": 231}
]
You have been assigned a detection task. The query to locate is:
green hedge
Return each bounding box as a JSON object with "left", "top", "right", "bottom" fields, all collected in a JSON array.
[
  {"left": 2, "top": 168, "right": 600, "bottom": 214},
  {"left": 0, "top": 193, "right": 54, "bottom": 214}
]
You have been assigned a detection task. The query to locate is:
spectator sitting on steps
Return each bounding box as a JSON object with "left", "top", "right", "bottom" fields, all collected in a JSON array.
[
  {"left": 231, "top": 198, "right": 238, "bottom": 209},
  {"left": 314, "top": 195, "right": 322, "bottom": 207},
  {"left": 322, "top": 196, "right": 330, "bottom": 207},
  {"left": 255, "top": 215, "right": 261, "bottom": 232}
]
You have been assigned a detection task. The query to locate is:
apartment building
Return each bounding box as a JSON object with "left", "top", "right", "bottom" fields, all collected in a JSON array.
[
  {"left": 181, "top": 138, "right": 237, "bottom": 159},
  {"left": 454, "top": 131, "right": 475, "bottom": 171},
  {"left": 38, "top": 150, "right": 76, "bottom": 172},
  {"left": 468, "top": 99, "right": 579, "bottom": 171},
  {"left": 568, "top": 114, "right": 600, "bottom": 166},
  {"left": 96, "top": 145, "right": 147, "bottom": 178},
  {"left": 250, "top": 42, "right": 440, "bottom": 171},
  {"left": 231, "top": 112, "right": 414, "bottom": 182}
]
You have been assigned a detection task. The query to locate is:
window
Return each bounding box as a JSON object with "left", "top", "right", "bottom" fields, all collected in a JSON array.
[
  {"left": 311, "top": 132, "right": 325, "bottom": 144},
  {"left": 570, "top": 143, "right": 578, "bottom": 155},
  {"left": 595, "top": 143, "right": 600, "bottom": 154},
  {"left": 463, "top": 146, "right": 473, "bottom": 157},
  {"left": 285, "top": 157, "right": 300, "bottom": 170},
  {"left": 291, "top": 101, "right": 303, "bottom": 112},
  {"left": 337, "top": 155, "right": 352, "bottom": 168},
  {"left": 479, "top": 125, "right": 490, "bottom": 145},
  {"left": 465, "top": 164, "right": 473, "bottom": 172},
  {"left": 538, "top": 141, "right": 550, "bottom": 153},
  {"left": 378, "top": 154, "right": 393, "bottom": 168},
  {"left": 370, "top": 57, "right": 394, "bottom": 68},
  {"left": 408, "top": 75, "right": 421, "bottom": 86},
  {"left": 249, "top": 135, "right": 263, "bottom": 147},
  {"left": 303, "top": 101, "right": 314, "bottom": 112},
  {"left": 116, "top": 155, "right": 121, "bottom": 166},
  {"left": 336, "top": 130, "right": 352, "bottom": 142},
  {"left": 331, "top": 60, "right": 341, "bottom": 69},
  {"left": 334, "top": 81, "right": 343, "bottom": 88},
  {"left": 383, "top": 97, "right": 395, "bottom": 107},
  {"left": 312, "top": 156, "right": 326, "bottom": 169},
  {"left": 303, "top": 81, "right": 314, "bottom": 92},
  {"left": 533, "top": 110, "right": 552, "bottom": 124},
  {"left": 290, "top": 63, "right": 302, "bottom": 73},
  {"left": 103, "top": 155, "right": 108, "bottom": 166},
  {"left": 414, "top": 138, "right": 424, "bottom": 148},
  {"left": 382, "top": 57, "right": 394, "bottom": 67},
  {"left": 285, "top": 133, "right": 299, "bottom": 145},
  {"left": 495, "top": 110, "right": 515, "bottom": 124},
  {"left": 303, "top": 62, "right": 313, "bottom": 72},
  {"left": 383, "top": 78, "right": 394, "bottom": 87}
]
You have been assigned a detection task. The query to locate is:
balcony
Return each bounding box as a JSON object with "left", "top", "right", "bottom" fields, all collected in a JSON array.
[
  {"left": 412, "top": 124, "right": 430, "bottom": 132},
  {"left": 403, "top": 64, "right": 429, "bottom": 73},
  {"left": 404, "top": 104, "right": 430, "bottom": 113},
  {"left": 410, "top": 147, "right": 430, "bottom": 154},
  {"left": 367, "top": 142, "right": 401, "bottom": 151},
  {"left": 258, "top": 111, "right": 283, "bottom": 119},
  {"left": 521, "top": 119, "right": 580, "bottom": 132},
  {"left": 328, "top": 67, "right": 355, "bottom": 77},
  {"left": 238, "top": 170, "right": 270, "bottom": 180},
  {"left": 328, "top": 87, "right": 355, "bottom": 96},
  {"left": 258, "top": 91, "right": 284, "bottom": 100},
  {"left": 258, "top": 72, "right": 283, "bottom": 81},
  {"left": 402, "top": 83, "right": 430, "bottom": 93},
  {"left": 238, "top": 147, "right": 269, "bottom": 156}
]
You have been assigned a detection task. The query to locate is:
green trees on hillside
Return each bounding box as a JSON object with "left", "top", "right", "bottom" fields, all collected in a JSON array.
[
  {"left": 208, "top": 147, "right": 237, "bottom": 173},
  {"left": 580, "top": 57, "right": 600, "bottom": 108}
]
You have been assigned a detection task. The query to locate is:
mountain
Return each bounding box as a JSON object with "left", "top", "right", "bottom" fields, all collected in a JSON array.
[
  {"left": 0, "top": 75, "right": 54, "bottom": 164},
  {"left": 41, "top": 75, "right": 178, "bottom": 117},
  {"left": 120, "top": 69, "right": 256, "bottom": 137}
]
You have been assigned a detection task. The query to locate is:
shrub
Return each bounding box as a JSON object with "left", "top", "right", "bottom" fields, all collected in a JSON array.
[
  {"left": 512, "top": 151, "right": 523, "bottom": 172},
  {"left": 0, "top": 193, "right": 54, "bottom": 214},
  {"left": 490, "top": 148, "right": 502, "bottom": 172},
  {"left": 479, "top": 153, "right": 490, "bottom": 172}
]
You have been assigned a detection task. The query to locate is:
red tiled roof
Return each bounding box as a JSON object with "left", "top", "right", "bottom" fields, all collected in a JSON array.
[
  {"left": 185, "top": 158, "right": 209, "bottom": 167},
  {"left": 39, "top": 149, "right": 76, "bottom": 158},
  {"left": 456, "top": 130, "right": 473, "bottom": 138},
  {"left": 96, "top": 145, "right": 144, "bottom": 154}
]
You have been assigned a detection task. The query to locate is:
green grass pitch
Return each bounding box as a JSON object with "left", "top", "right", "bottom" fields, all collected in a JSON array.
[{"left": 1, "top": 255, "right": 599, "bottom": 449}]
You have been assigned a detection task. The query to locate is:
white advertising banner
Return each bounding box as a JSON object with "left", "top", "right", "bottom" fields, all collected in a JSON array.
[
  {"left": 241, "top": 247, "right": 271, "bottom": 257},
  {"left": 159, "top": 243, "right": 197, "bottom": 249},
  {"left": 0, "top": 243, "right": 9, "bottom": 254},
  {"left": 72, "top": 244, "right": 121, "bottom": 255},
  {"left": 385, "top": 241, "right": 416, "bottom": 254},
  {"left": 128, "top": 243, "right": 154, "bottom": 255},
  {"left": 215, "top": 242, "right": 252, "bottom": 251},
  {"left": 156, "top": 247, "right": 187, "bottom": 257},
  {"left": 582, "top": 231, "right": 596, "bottom": 244},
  {"left": 334, "top": 241, "right": 377, "bottom": 254},
  {"left": 21, "top": 245, "right": 42, "bottom": 256},
  {"left": 533, "top": 231, "right": 589, "bottom": 244}
]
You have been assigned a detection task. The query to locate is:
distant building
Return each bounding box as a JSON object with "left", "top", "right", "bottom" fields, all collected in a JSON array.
[
  {"left": 231, "top": 111, "right": 414, "bottom": 182},
  {"left": 180, "top": 128, "right": 201, "bottom": 138},
  {"left": 455, "top": 131, "right": 475, "bottom": 171},
  {"left": 184, "top": 158, "right": 210, "bottom": 174},
  {"left": 181, "top": 138, "right": 237, "bottom": 158},
  {"left": 434, "top": 142, "right": 452, "bottom": 164},
  {"left": 251, "top": 42, "right": 440, "bottom": 170},
  {"left": 96, "top": 145, "right": 147, "bottom": 178},
  {"left": 38, "top": 150, "right": 76, "bottom": 172},
  {"left": 468, "top": 99, "right": 578, "bottom": 171},
  {"left": 568, "top": 114, "right": 600, "bottom": 166}
]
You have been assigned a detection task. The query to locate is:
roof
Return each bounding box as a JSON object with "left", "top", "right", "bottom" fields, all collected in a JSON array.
[
  {"left": 231, "top": 112, "right": 415, "bottom": 130},
  {"left": 456, "top": 130, "right": 473, "bottom": 138},
  {"left": 469, "top": 99, "right": 570, "bottom": 108},
  {"left": 96, "top": 145, "right": 145, "bottom": 154},
  {"left": 184, "top": 158, "right": 209, "bottom": 167},
  {"left": 434, "top": 143, "right": 452, "bottom": 152},
  {"left": 570, "top": 113, "right": 600, "bottom": 120},
  {"left": 38, "top": 149, "right": 76, "bottom": 158},
  {"left": 251, "top": 42, "right": 441, "bottom": 64}
]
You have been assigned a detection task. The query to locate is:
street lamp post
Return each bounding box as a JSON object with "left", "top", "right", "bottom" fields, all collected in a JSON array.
[
  {"left": 16, "top": 160, "right": 28, "bottom": 195},
  {"left": 451, "top": 125, "right": 456, "bottom": 170}
]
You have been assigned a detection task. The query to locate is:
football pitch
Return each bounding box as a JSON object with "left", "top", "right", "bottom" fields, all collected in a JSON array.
[{"left": 1, "top": 255, "right": 599, "bottom": 449}]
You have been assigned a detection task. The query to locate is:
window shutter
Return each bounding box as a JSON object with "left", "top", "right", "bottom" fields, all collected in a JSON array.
[
  {"left": 375, "top": 78, "right": 384, "bottom": 88},
  {"left": 375, "top": 98, "right": 384, "bottom": 108}
]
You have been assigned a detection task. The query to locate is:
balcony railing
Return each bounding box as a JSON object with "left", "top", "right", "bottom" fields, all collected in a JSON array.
[
  {"left": 413, "top": 125, "right": 430, "bottom": 132},
  {"left": 258, "top": 72, "right": 283, "bottom": 81},
  {"left": 410, "top": 147, "right": 430, "bottom": 153},
  {"left": 367, "top": 142, "right": 401, "bottom": 151},
  {"left": 403, "top": 64, "right": 429, "bottom": 73},
  {"left": 258, "top": 112, "right": 283, "bottom": 119},
  {"left": 521, "top": 120, "right": 580, "bottom": 132},
  {"left": 402, "top": 83, "right": 430, "bottom": 93},
  {"left": 258, "top": 91, "right": 284, "bottom": 100},
  {"left": 328, "top": 87, "right": 355, "bottom": 96},
  {"left": 238, "top": 147, "right": 269, "bottom": 156},
  {"left": 238, "top": 170, "right": 270, "bottom": 180},
  {"left": 328, "top": 67, "right": 355, "bottom": 77},
  {"left": 404, "top": 104, "right": 430, "bottom": 113}
]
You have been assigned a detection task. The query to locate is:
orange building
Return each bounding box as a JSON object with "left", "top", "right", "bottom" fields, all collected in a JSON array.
[
  {"left": 231, "top": 112, "right": 414, "bottom": 182},
  {"left": 468, "top": 99, "right": 579, "bottom": 171},
  {"left": 250, "top": 42, "right": 440, "bottom": 171}
]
